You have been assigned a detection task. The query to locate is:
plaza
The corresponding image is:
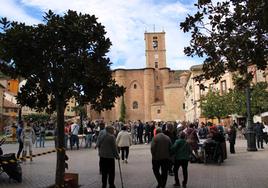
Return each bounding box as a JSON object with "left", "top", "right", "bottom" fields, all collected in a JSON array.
[{"left": 0, "top": 139, "right": 268, "bottom": 188}]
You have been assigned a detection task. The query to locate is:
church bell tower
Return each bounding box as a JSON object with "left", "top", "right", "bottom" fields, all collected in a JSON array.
[{"left": 144, "top": 31, "right": 166, "bottom": 69}]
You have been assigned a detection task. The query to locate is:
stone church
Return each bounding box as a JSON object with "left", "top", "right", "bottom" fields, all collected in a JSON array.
[{"left": 89, "top": 31, "right": 190, "bottom": 122}]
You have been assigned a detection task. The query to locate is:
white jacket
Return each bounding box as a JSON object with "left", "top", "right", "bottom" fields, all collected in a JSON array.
[
  {"left": 21, "top": 126, "right": 36, "bottom": 143},
  {"left": 116, "top": 130, "right": 132, "bottom": 147}
]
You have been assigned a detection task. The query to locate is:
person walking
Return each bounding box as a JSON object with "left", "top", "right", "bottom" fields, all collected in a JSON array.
[
  {"left": 64, "top": 122, "right": 70, "bottom": 149},
  {"left": 137, "top": 120, "right": 144, "bottom": 144},
  {"left": 228, "top": 124, "right": 237, "bottom": 153},
  {"left": 116, "top": 125, "right": 132, "bottom": 163},
  {"left": 185, "top": 123, "right": 200, "bottom": 162},
  {"left": 16, "top": 120, "right": 24, "bottom": 159},
  {"left": 70, "top": 121, "right": 80, "bottom": 150},
  {"left": 84, "top": 121, "right": 94, "bottom": 148},
  {"left": 255, "top": 122, "right": 265, "bottom": 149},
  {"left": 171, "top": 132, "right": 191, "bottom": 188},
  {"left": 20, "top": 121, "right": 36, "bottom": 162},
  {"left": 151, "top": 128, "right": 172, "bottom": 188},
  {"left": 96, "top": 126, "right": 119, "bottom": 188},
  {"left": 38, "top": 123, "right": 46, "bottom": 147},
  {"left": 144, "top": 122, "right": 151, "bottom": 144},
  {"left": 164, "top": 123, "right": 177, "bottom": 176}
]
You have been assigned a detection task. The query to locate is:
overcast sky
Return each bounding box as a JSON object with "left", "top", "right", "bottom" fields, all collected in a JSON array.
[{"left": 0, "top": 0, "right": 205, "bottom": 70}]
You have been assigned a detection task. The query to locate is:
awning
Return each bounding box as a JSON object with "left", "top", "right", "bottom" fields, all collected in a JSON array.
[{"left": 261, "top": 112, "right": 268, "bottom": 117}]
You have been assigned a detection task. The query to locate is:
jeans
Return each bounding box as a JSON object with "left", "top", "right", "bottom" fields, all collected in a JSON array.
[
  {"left": 71, "top": 135, "right": 79, "bottom": 149},
  {"left": 85, "top": 134, "right": 93, "bottom": 148},
  {"left": 38, "top": 134, "right": 45, "bottom": 147}
]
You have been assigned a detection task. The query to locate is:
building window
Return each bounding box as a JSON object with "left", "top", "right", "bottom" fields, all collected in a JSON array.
[
  {"left": 221, "top": 80, "right": 227, "bottom": 93},
  {"left": 183, "top": 103, "right": 185, "bottom": 110},
  {"left": 156, "top": 86, "right": 160, "bottom": 90},
  {"left": 156, "top": 75, "right": 158, "bottom": 80},
  {"left": 153, "top": 36, "right": 158, "bottom": 40},
  {"left": 67, "top": 106, "right": 70, "bottom": 112},
  {"left": 155, "top": 62, "right": 158, "bottom": 68},
  {"left": 155, "top": 97, "right": 159, "bottom": 102},
  {"left": 133, "top": 101, "right": 138, "bottom": 109},
  {"left": 134, "top": 84, "right": 137, "bottom": 89},
  {"left": 153, "top": 40, "right": 158, "bottom": 49},
  {"left": 154, "top": 54, "right": 159, "bottom": 59},
  {"left": 157, "top": 109, "right": 161, "bottom": 114}
]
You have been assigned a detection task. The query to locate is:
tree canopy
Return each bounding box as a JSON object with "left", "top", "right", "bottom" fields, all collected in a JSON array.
[
  {"left": 201, "top": 82, "right": 268, "bottom": 120},
  {"left": 200, "top": 90, "right": 229, "bottom": 122},
  {"left": 180, "top": 0, "right": 267, "bottom": 84},
  {"left": 0, "top": 10, "right": 124, "bottom": 187}
]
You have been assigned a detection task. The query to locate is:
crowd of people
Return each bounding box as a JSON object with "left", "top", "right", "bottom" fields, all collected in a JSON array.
[
  {"left": 93, "top": 120, "right": 231, "bottom": 188},
  {"left": 10, "top": 118, "right": 268, "bottom": 188}
]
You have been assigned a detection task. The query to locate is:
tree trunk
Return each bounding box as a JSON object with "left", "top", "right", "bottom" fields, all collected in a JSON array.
[{"left": 55, "top": 96, "right": 66, "bottom": 187}]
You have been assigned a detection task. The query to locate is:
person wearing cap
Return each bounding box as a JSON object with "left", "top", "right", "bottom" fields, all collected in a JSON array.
[{"left": 151, "top": 128, "right": 172, "bottom": 188}]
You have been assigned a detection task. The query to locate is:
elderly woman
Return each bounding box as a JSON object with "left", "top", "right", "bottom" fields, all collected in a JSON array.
[{"left": 116, "top": 125, "right": 132, "bottom": 163}]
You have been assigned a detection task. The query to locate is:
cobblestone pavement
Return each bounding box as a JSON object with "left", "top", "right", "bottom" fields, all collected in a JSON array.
[{"left": 0, "top": 139, "right": 268, "bottom": 188}]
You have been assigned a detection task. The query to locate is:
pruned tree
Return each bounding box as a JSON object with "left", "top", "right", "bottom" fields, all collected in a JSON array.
[
  {"left": 0, "top": 10, "right": 125, "bottom": 187},
  {"left": 180, "top": 0, "right": 267, "bottom": 151},
  {"left": 200, "top": 90, "right": 229, "bottom": 123}
]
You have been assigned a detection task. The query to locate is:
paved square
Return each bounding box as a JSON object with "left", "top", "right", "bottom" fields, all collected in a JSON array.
[{"left": 1, "top": 139, "right": 268, "bottom": 188}]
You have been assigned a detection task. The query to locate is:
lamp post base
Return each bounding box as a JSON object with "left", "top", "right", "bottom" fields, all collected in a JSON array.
[{"left": 246, "top": 129, "right": 257, "bottom": 151}]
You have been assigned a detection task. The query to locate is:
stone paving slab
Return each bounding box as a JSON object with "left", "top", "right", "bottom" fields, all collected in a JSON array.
[{"left": 0, "top": 139, "right": 268, "bottom": 188}]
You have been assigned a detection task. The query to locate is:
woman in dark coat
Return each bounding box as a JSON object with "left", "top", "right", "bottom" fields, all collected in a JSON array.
[
  {"left": 228, "top": 125, "right": 237, "bottom": 154},
  {"left": 186, "top": 123, "right": 200, "bottom": 162}
]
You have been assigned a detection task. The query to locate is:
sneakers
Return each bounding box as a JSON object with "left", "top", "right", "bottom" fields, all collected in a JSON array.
[{"left": 125, "top": 159, "right": 128, "bottom": 163}]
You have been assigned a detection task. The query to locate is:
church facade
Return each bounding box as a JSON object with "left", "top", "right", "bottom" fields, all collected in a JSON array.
[{"left": 89, "top": 31, "right": 190, "bottom": 122}]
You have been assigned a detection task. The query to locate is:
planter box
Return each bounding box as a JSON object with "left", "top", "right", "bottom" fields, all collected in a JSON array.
[{"left": 64, "top": 173, "right": 79, "bottom": 188}]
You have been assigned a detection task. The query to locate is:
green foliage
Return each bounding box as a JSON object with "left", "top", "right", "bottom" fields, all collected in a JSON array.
[
  {"left": 0, "top": 10, "right": 125, "bottom": 186},
  {"left": 119, "top": 96, "right": 126, "bottom": 123},
  {"left": 250, "top": 82, "right": 268, "bottom": 115},
  {"left": 226, "top": 82, "right": 268, "bottom": 116},
  {"left": 0, "top": 10, "right": 125, "bottom": 112},
  {"left": 202, "top": 82, "right": 268, "bottom": 118},
  {"left": 180, "top": 0, "right": 268, "bottom": 85},
  {"left": 200, "top": 90, "right": 229, "bottom": 122},
  {"left": 22, "top": 113, "right": 50, "bottom": 122},
  {"left": 225, "top": 88, "right": 247, "bottom": 116}
]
